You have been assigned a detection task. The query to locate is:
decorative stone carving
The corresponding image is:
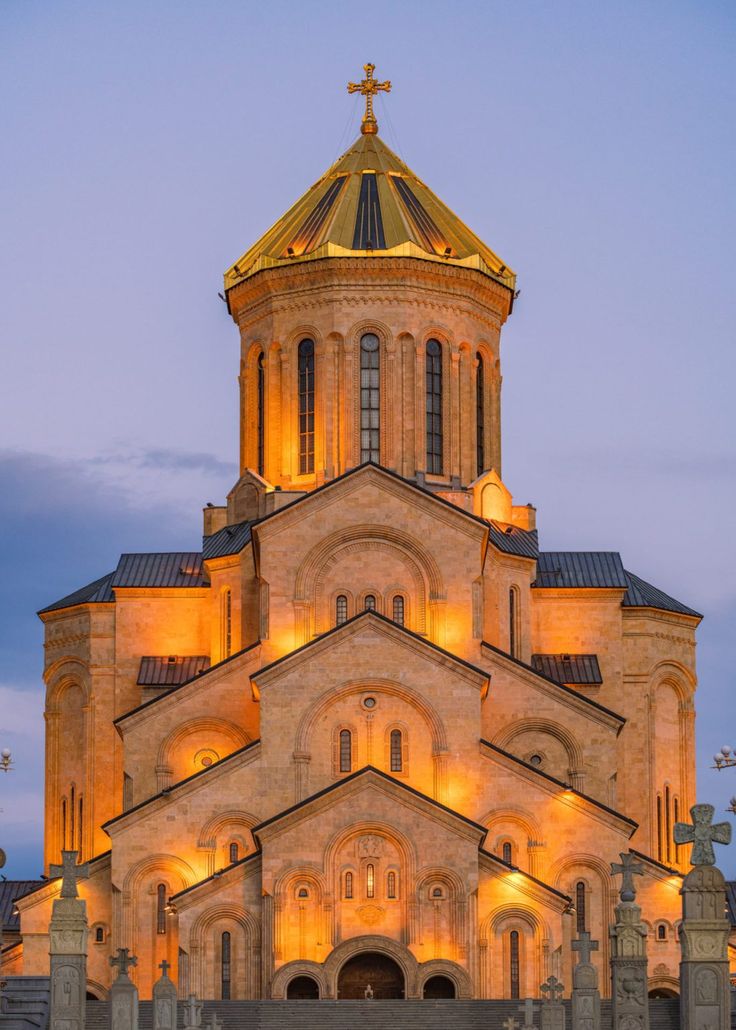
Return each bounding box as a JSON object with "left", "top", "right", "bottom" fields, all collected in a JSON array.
[
  {"left": 152, "top": 959, "right": 177, "bottom": 1030},
  {"left": 182, "top": 994, "right": 203, "bottom": 1030},
  {"left": 357, "top": 834, "right": 384, "bottom": 857},
  {"left": 48, "top": 850, "right": 89, "bottom": 1030},
  {"left": 571, "top": 932, "right": 600, "bottom": 1030},
  {"left": 609, "top": 852, "right": 649, "bottom": 1030},
  {"left": 109, "top": 948, "right": 138, "bottom": 1030},
  {"left": 540, "top": 976, "right": 565, "bottom": 1030}
]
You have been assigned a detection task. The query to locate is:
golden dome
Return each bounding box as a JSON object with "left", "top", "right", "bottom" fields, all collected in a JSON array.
[{"left": 224, "top": 132, "right": 515, "bottom": 292}]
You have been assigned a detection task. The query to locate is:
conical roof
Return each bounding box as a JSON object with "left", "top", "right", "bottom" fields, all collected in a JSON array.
[{"left": 225, "top": 133, "right": 515, "bottom": 291}]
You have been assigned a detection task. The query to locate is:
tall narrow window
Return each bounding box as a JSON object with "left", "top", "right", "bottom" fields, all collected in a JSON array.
[
  {"left": 390, "top": 729, "right": 403, "bottom": 772},
  {"left": 476, "top": 352, "right": 485, "bottom": 476},
  {"left": 61, "top": 799, "right": 67, "bottom": 850},
  {"left": 221, "top": 931, "right": 231, "bottom": 1000},
  {"left": 70, "top": 786, "right": 75, "bottom": 850},
  {"left": 156, "top": 883, "right": 167, "bottom": 934},
  {"left": 364, "top": 594, "right": 376, "bottom": 611},
  {"left": 387, "top": 871, "right": 397, "bottom": 899},
  {"left": 657, "top": 794, "right": 663, "bottom": 861},
  {"left": 673, "top": 796, "right": 680, "bottom": 863},
  {"left": 257, "top": 352, "right": 265, "bottom": 476},
  {"left": 335, "top": 595, "right": 348, "bottom": 626},
  {"left": 360, "top": 333, "right": 380, "bottom": 463},
  {"left": 502, "top": 842, "right": 512, "bottom": 864},
  {"left": 392, "top": 595, "right": 405, "bottom": 626},
  {"left": 344, "top": 871, "right": 353, "bottom": 899},
  {"left": 510, "top": 930, "right": 520, "bottom": 999},
  {"left": 339, "top": 730, "right": 352, "bottom": 773},
  {"left": 222, "top": 589, "right": 232, "bottom": 659},
  {"left": 78, "top": 795, "right": 83, "bottom": 855},
  {"left": 425, "top": 340, "right": 443, "bottom": 474},
  {"left": 576, "top": 881, "right": 587, "bottom": 933},
  {"left": 665, "top": 785, "right": 672, "bottom": 863},
  {"left": 509, "top": 588, "right": 519, "bottom": 658},
  {"left": 229, "top": 842, "right": 239, "bottom": 864},
  {"left": 366, "top": 863, "right": 375, "bottom": 899},
  {"left": 298, "top": 339, "right": 315, "bottom": 475}
]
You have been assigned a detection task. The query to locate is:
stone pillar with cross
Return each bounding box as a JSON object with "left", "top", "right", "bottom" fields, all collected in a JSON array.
[
  {"left": 570, "top": 932, "right": 600, "bottom": 1030},
  {"left": 674, "top": 803, "right": 732, "bottom": 1030},
  {"left": 182, "top": 993, "right": 203, "bottom": 1030},
  {"left": 609, "top": 851, "right": 649, "bottom": 1030},
  {"left": 518, "top": 997, "right": 540, "bottom": 1029},
  {"left": 48, "top": 849, "right": 89, "bottom": 1030},
  {"left": 109, "top": 947, "right": 138, "bottom": 1030},
  {"left": 152, "top": 958, "right": 177, "bottom": 1030},
  {"left": 540, "top": 975, "right": 565, "bottom": 1030}
]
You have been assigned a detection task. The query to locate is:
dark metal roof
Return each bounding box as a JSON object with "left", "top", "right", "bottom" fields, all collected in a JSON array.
[
  {"left": 202, "top": 520, "right": 253, "bottom": 560},
  {"left": 0, "top": 881, "right": 44, "bottom": 931},
  {"left": 487, "top": 522, "right": 539, "bottom": 559},
  {"left": 623, "top": 570, "right": 701, "bottom": 618},
  {"left": 38, "top": 571, "right": 115, "bottom": 615},
  {"left": 532, "top": 654, "right": 603, "bottom": 685},
  {"left": 111, "top": 553, "right": 207, "bottom": 589},
  {"left": 534, "top": 551, "right": 628, "bottom": 589},
  {"left": 726, "top": 881, "right": 736, "bottom": 928},
  {"left": 137, "top": 655, "right": 210, "bottom": 687}
]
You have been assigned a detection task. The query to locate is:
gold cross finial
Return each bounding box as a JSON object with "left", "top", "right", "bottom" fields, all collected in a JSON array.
[{"left": 347, "top": 63, "right": 391, "bottom": 135}]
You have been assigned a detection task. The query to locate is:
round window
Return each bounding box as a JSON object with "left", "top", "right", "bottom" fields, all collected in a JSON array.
[
  {"left": 361, "top": 333, "right": 379, "bottom": 352},
  {"left": 201, "top": 756, "right": 213, "bottom": 767},
  {"left": 529, "top": 754, "right": 543, "bottom": 767},
  {"left": 363, "top": 696, "right": 377, "bottom": 709}
]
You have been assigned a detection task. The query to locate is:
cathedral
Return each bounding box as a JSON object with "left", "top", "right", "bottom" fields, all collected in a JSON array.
[{"left": 6, "top": 68, "right": 703, "bottom": 1004}]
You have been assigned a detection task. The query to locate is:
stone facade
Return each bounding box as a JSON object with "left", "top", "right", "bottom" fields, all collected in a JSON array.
[{"left": 8, "top": 125, "right": 703, "bottom": 1005}]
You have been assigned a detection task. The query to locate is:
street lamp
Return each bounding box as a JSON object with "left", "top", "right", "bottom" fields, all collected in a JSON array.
[
  {"left": 0, "top": 748, "right": 12, "bottom": 773},
  {"left": 712, "top": 745, "right": 736, "bottom": 770}
]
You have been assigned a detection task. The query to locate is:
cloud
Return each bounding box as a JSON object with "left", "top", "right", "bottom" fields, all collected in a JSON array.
[{"left": 90, "top": 446, "right": 238, "bottom": 478}]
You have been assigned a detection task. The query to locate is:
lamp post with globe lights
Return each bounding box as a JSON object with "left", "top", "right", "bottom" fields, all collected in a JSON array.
[{"left": 712, "top": 745, "right": 736, "bottom": 815}]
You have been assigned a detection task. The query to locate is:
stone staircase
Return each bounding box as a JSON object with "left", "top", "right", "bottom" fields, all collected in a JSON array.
[
  {"left": 85, "top": 996, "right": 685, "bottom": 1029},
  {"left": 0, "top": 977, "right": 50, "bottom": 1030}
]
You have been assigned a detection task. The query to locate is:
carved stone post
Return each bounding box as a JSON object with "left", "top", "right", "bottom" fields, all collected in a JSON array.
[
  {"left": 540, "top": 975, "right": 565, "bottom": 1030},
  {"left": 674, "top": 803, "right": 732, "bottom": 1030},
  {"left": 571, "top": 932, "right": 600, "bottom": 1030},
  {"left": 518, "top": 998, "right": 540, "bottom": 1029},
  {"left": 109, "top": 948, "right": 138, "bottom": 1030},
  {"left": 609, "top": 852, "right": 649, "bottom": 1030},
  {"left": 48, "top": 850, "right": 89, "bottom": 1030},
  {"left": 182, "top": 994, "right": 203, "bottom": 1030},
  {"left": 152, "top": 959, "right": 177, "bottom": 1030}
]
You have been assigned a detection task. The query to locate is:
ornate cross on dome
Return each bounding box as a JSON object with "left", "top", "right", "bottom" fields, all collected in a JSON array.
[
  {"left": 48, "top": 849, "right": 89, "bottom": 899},
  {"left": 572, "top": 930, "right": 599, "bottom": 965},
  {"left": 610, "top": 850, "right": 644, "bottom": 902},
  {"left": 674, "top": 802, "right": 732, "bottom": 866},
  {"left": 347, "top": 63, "right": 391, "bottom": 135}
]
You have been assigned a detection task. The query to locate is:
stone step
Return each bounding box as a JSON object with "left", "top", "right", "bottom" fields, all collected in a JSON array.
[{"left": 0, "top": 977, "right": 50, "bottom": 1030}]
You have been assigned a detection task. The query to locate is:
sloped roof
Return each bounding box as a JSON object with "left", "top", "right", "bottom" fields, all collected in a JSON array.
[
  {"left": 532, "top": 654, "right": 602, "bottom": 685},
  {"left": 111, "top": 553, "right": 207, "bottom": 589},
  {"left": 488, "top": 522, "right": 539, "bottom": 559},
  {"left": 137, "top": 655, "right": 210, "bottom": 687},
  {"left": 202, "top": 520, "right": 253, "bottom": 560},
  {"left": 38, "top": 571, "right": 115, "bottom": 615},
  {"left": 622, "top": 570, "right": 701, "bottom": 618},
  {"left": 225, "top": 133, "right": 514, "bottom": 290},
  {"left": 534, "top": 552, "right": 628, "bottom": 589},
  {"left": 0, "top": 881, "right": 44, "bottom": 931},
  {"left": 726, "top": 881, "right": 736, "bottom": 927}
]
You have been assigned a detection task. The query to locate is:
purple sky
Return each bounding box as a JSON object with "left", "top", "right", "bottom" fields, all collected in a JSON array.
[{"left": 1, "top": 1, "right": 734, "bottom": 878}]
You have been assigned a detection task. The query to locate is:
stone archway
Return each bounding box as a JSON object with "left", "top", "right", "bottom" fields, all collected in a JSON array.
[
  {"left": 287, "top": 975, "right": 320, "bottom": 999},
  {"left": 337, "top": 952, "right": 405, "bottom": 999},
  {"left": 423, "top": 974, "right": 456, "bottom": 999}
]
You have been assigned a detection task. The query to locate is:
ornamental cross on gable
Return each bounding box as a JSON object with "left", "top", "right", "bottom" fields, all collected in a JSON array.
[
  {"left": 572, "top": 930, "right": 599, "bottom": 966},
  {"left": 674, "top": 803, "right": 732, "bottom": 866},
  {"left": 347, "top": 63, "right": 391, "bottom": 135},
  {"left": 49, "top": 850, "right": 89, "bottom": 899},
  {"left": 610, "top": 851, "right": 644, "bottom": 901}
]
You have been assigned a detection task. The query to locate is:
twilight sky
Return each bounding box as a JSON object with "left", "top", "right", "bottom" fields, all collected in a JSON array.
[{"left": 1, "top": 1, "right": 734, "bottom": 877}]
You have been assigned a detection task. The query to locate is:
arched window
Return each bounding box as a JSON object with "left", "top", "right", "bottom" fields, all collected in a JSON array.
[
  {"left": 657, "top": 793, "right": 663, "bottom": 861},
  {"left": 297, "top": 887, "right": 309, "bottom": 898},
  {"left": 665, "top": 785, "right": 672, "bottom": 863},
  {"left": 502, "top": 841, "right": 512, "bottom": 864},
  {"left": 344, "top": 871, "right": 353, "bottom": 899},
  {"left": 78, "top": 794, "right": 83, "bottom": 855},
  {"left": 364, "top": 594, "right": 376, "bottom": 611},
  {"left": 657, "top": 923, "right": 667, "bottom": 941},
  {"left": 221, "top": 931, "right": 231, "bottom": 999},
  {"left": 335, "top": 594, "right": 348, "bottom": 626},
  {"left": 673, "top": 796, "right": 680, "bottom": 863},
  {"left": 476, "top": 351, "right": 485, "bottom": 475},
  {"left": 510, "top": 930, "right": 520, "bottom": 998},
  {"left": 575, "top": 881, "right": 587, "bottom": 933},
  {"left": 156, "top": 883, "right": 167, "bottom": 935},
  {"left": 360, "top": 333, "right": 380, "bottom": 463},
  {"left": 222, "top": 588, "right": 232, "bottom": 659},
  {"left": 94, "top": 926, "right": 105, "bottom": 944},
  {"left": 431, "top": 886, "right": 444, "bottom": 899},
  {"left": 387, "top": 871, "right": 397, "bottom": 899},
  {"left": 366, "top": 863, "right": 375, "bottom": 899},
  {"left": 392, "top": 595, "right": 405, "bottom": 626},
  {"left": 257, "top": 351, "right": 265, "bottom": 476},
  {"left": 298, "top": 339, "right": 315, "bottom": 475},
  {"left": 509, "top": 587, "right": 519, "bottom": 658},
  {"left": 425, "top": 339, "right": 443, "bottom": 474},
  {"left": 61, "top": 799, "right": 67, "bottom": 849},
  {"left": 390, "top": 729, "right": 403, "bottom": 772},
  {"left": 339, "top": 729, "right": 352, "bottom": 773},
  {"left": 70, "top": 786, "right": 75, "bottom": 850},
  {"left": 229, "top": 842, "right": 239, "bottom": 864}
]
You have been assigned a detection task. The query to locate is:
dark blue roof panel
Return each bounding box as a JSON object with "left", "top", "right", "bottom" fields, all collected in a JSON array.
[
  {"left": 623, "top": 570, "right": 701, "bottom": 618},
  {"left": 488, "top": 522, "right": 539, "bottom": 559},
  {"left": 137, "top": 655, "right": 211, "bottom": 686},
  {"left": 532, "top": 654, "right": 603, "bottom": 685},
  {"left": 39, "top": 572, "right": 115, "bottom": 615},
  {"left": 202, "top": 521, "right": 253, "bottom": 560},
  {"left": 111, "top": 553, "right": 207, "bottom": 589},
  {"left": 534, "top": 552, "right": 628, "bottom": 589}
]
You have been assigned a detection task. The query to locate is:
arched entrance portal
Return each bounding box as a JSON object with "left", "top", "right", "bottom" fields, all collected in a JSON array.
[
  {"left": 423, "top": 975, "right": 456, "bottom": 999},
  {"left": 287, "top": 975, "right": 320, "bottom": 999},
  {"left": 337, "top": 952, "right": 405, "bottom": 999}
]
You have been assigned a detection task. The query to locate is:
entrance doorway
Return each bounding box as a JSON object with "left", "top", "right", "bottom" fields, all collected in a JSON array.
[
  {"left": 337, "top": 952, "right": 405, "bottom": 999},
  {"left": 287, "top": 975, "right": 320, "bottom": 999},
  {"left": 423, "top": 975, "right": 456, "bottom": 999}
]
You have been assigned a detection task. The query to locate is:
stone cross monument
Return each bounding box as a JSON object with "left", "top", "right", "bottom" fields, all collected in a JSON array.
[
  {"left": 152, "top": 958, "right": 177, "bottom": 1030},
  {"left": 609, "top": 851, "right": 649, "bottom": 1030},
  {"left": 540, "top": 975, "right": 565, "bottom": 1030},
  {"left": 518, "top": 997, "right": 540, "bottom": 1029},
  {"left": 109, "top": 948, "right": 138, "bottom": 1030},
  {"left": 183, "top": 994, "right": 203, "bottom": 1030},
  {"left": 674, "top": 803, "right": 732, "bottom": 1030},
  {"left": 571, "top": 931, "right": 600, "bottom": 1030},
  {"left": 48, "top": 849, "right": 89, "bottom": 1030}
]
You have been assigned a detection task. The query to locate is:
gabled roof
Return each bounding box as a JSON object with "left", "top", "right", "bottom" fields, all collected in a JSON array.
[
  {"left": 622, "top": 570, "right": 701, "bottom": 619},
  {"left": 726, "top": 880, "right": 736, "bottom": 928},
  {"left": 38, "top": 571, "right": 115, "bottom": 615},
  {"left": 170, "top": 851, "right": 261, "bottom": 904},
  {"left": 487, "top": 521, "right": 539, "bottom": 559},
  {"left": 224, "top": 133, "right": 514, "bottom": 291},
  {"left": 531, "top": 654, "right": 602, "bottom": 686},
  {"left": 534, "top": 552, "right": 628, "bottom": 589},
  {"left": 112, "top": 552, "right": 207, "bottom": 589},
  {"left": 0, "top": 880, "right": 44, "bottom": 931},
  {"left": 137, "top": 655, "right": 210, "bottom": 687},
  {"left": 202, "top": 520, "right": 253, "bottom": 560}
]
